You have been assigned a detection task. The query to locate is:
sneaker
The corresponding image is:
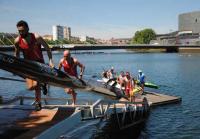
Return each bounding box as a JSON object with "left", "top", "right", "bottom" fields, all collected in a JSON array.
[
  {"left": 41, "top": 83, "right": 48, "bottom": 95},
  {"left": 35, "top": 102, "right": 42, "bottom": 111}
]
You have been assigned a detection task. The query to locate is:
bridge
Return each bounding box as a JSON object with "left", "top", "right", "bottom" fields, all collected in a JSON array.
[
  {"left": 1, "top": 44, "right": 200, "bottom": 52},
  {"left": 52, "top": 44, "right": 200, "bottom": 52}
]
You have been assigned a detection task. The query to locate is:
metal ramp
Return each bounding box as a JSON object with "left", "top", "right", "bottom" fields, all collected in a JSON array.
[{"left": 1, "top": 96, "right": 150, "bottom": 138}]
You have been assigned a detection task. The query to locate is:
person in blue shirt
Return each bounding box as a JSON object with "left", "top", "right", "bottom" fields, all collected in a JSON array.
[{"left": 137, "top": 70, "right": 145, "bottom": 92}]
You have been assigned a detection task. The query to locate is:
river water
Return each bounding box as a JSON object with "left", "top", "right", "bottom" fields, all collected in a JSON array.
[{"left": 0, "top": 50, "right": 200, "bottom": 138}]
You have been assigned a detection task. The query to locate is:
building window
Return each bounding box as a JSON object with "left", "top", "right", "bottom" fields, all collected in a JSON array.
[{"left": 195, "top": 18, "right": 198, "bottom": 23}]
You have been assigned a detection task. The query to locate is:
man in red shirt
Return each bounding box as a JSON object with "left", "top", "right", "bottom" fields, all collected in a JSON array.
[
  {"left": 58, "top": 50, "right": 85, "bottom": 105},
  {"left": 14, "top": 20, "right": 54, "bottom": 111}
]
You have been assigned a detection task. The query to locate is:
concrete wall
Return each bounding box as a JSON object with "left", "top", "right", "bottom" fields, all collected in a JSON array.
[{"left": 179, "top": 11, "right": 200, "bottom": 33}]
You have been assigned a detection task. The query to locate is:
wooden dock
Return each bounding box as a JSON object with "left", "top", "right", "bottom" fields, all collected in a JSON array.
[{"left": 143, "top": 91, "right": 182, "bottom": 107}]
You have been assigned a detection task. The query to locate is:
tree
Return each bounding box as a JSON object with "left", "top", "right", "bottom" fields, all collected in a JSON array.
[{"left": 131, "top": 28, "right": 156, "bottom": 44}]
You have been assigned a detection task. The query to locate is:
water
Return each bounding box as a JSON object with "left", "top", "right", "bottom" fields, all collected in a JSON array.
[{"left": 1, "top": 50, "right": 200, "bottom": 138}]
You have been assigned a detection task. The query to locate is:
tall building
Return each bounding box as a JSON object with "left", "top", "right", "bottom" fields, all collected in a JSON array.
[
  {"left": 52, "top": 25, "right": 63, "bottom": 41},
  {"left": 179, "top": 11, "right": 200, "bottom": 33},
  {"left": 52, "top": 25, "right": 71, "bottom": 41},
  {"left": 63, "top": 27, "right": 71, "bottom": 40}
]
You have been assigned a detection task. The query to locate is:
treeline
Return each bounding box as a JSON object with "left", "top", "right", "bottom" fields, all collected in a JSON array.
[
  {"left": 131, "top": 28, "right": 156, "bottom": 44},
  {"left": 45, "top": 38, "right": 97, "bottom": 45}
]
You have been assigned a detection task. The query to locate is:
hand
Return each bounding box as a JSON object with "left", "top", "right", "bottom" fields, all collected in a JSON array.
[
  {"left": 79, "top": 74, "right": 83, "bottom": 79},
  {"left": 49, "top": 59, "right": 54, "bottom": 68}
]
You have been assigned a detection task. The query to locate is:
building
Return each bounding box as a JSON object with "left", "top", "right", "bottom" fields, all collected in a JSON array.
[
  {"left": 79, "top": 36, "right": 96, "bottom": 43},
  {"left": 79, "top": 36, "right": 87, "bottom": 42},
  {"left": 52, "top": 25, "right": 63, "bottom": 41},
  {"left": 177, "top": 11, "right": 200, "bottom": 45},
  {"left": 109, "top": 38, "right": 131, "bottom": 45},
  {"left": 63, "top": 27, "right": 71, "bottom": 40},
  {"left": 153, "top": 11, "right": 200, "bottom": 45},
  {"left": 179, "top": 11, "right": 200, "bottom": 34},
  {"left": 52, "top": 25, "right": 71, "bottom": 41},
  {"left": 43, "top": 35, "right": 53, "bottom": 41}
]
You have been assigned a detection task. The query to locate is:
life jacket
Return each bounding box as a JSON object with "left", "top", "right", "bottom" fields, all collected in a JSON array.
[
  {"left": 62, "top": 58, "right": 77, "bottom": 77},
  {"left": 18, "top": 33, "right": 44, "bottom": 63},
  {"left": 138, "top": 73, "right": 145, "bottom": 84}
]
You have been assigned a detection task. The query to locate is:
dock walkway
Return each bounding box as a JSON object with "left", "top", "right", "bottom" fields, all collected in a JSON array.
[{"left": 143, "top": 91, "right": 181, "bottom": 107}]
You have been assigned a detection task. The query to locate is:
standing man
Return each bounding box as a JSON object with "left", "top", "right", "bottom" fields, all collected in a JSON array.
[
  {"left": 117, "top": 71, "right": 126, "bottom": 91},
  {"left": 58, "top": 50, "right": 85, "bottom": 105},
  {"left": 137, "top": 70, "right": 146, "bottom": 93},
  {"left": 14, "top": 20, "right": 54, "bottom": 111},
  {"left": 124, "top": 72, "right": 134, "bottom": 99}
]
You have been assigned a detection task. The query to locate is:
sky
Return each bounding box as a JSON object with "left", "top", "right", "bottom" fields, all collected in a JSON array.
[{"left": 0, "top": 0, "right": 200, "bottom": 39}]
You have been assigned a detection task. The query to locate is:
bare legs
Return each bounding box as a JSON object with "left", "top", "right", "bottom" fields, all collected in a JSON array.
[
  {"left": 26, "top": 78, "right": 41, "bottom": 110},
  {"left": 64, "top": 88, "right": 77, "bottom": 105}
]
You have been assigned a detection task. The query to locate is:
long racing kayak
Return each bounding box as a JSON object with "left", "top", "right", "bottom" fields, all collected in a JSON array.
[
  {"left": 0, "top": 52, "right": 122, "bottom": 98},
  {"left": 0, "top": 52, "right": 86, "bottom": 88}
]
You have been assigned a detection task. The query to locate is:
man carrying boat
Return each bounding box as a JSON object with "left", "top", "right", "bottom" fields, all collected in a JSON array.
[
  {"left": 14, "top": 20, "right": 54, "bottom": 111},
  {"left": 58, "top": 50, "right": 85, "bottom": 105}
]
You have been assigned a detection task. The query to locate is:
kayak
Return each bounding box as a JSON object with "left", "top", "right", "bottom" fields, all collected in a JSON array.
[
  {"left": 0, "top": 52, "right": 86, "bottom": 89},
  {"left": 0, "top": 52, "right": 121, "bottom": 98},
  {"left": 144, "top": 82, "right": 159, "bottom": 89},
  {"left": 136, "top": 80, "right": 159, "bottom": 89}
]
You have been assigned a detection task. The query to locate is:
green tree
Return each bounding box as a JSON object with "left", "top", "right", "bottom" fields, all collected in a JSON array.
[{"left": 132, "top": 28, "right": 156, "bottom": 44}]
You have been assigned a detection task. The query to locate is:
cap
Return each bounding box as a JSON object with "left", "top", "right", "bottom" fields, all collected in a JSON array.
[{"left": 138, "top": 69, "right": 142, "bottom": 73}]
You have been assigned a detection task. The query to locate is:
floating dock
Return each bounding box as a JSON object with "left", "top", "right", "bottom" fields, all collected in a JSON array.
[
  {"left": 0, "top": 96, "right": 150, "bottom": 139},
  {"left": 143, "top": 91, "right": 182, "bottom": 107}
]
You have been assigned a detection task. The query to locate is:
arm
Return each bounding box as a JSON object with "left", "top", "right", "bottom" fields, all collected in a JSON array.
[
  {"left": 74, "top": 59, "right": 85, "bottom": 79},
  {"left": 14, "top": 37, "right": 20, "bottom": 58},
  {"left": 58, "top": 59, "right": 63, "bottom": 70},
  {"left": 35, "top": 33, "right": 54, "bottom": 67}
]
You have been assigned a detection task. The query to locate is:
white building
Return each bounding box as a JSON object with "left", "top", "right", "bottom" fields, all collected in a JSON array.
[
  {"left": 52, "top": 25, "right": 63, "bottom": 41},
  {"left": 79, "top": 36, "right": 87, "bottom": 42},
  {"left": 52, "top": 25, "right": 71, "bottom": 41}
]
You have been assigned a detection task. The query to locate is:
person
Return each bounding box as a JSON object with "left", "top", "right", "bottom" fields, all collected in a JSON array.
[
  {"left": 137, "top": 70, "right": 146, "bottom": 93},
  {"left": 106, "top": 67, "right": 116, "bottom": 79},
  {"left": 58, "top": 50, "right": 85, "bottom": 105},
  {"left": 124, "top": 72, "right": 135, "bottom": 101},
  {"left": 14, "top": 20, "right": 54, "bottom": 111},
  {"left": 117, "top": 71, "right": 126, "bottom": 91},
  {"left": 130, "top": 77, "right": 143, "bottom": 102}
]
